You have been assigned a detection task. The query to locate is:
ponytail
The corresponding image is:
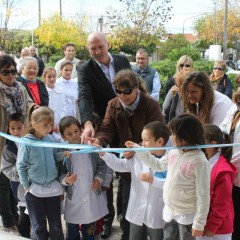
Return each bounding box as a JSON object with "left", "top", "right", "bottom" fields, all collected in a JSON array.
[{"left": 221, "top": 132, "right": 232, "bottom": 162}]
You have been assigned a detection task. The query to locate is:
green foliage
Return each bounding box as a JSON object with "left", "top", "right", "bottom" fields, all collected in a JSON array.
[
  {"left": 193, "top": 59, "right": 214, "bottom": 75},
  {"left": 228, "top": 73, "right": 238, "bottom": 91},
  {"left": 167, "top": 46, "right": 201, "bottom": 61},
  {"left": 150, "top": 59, "right": 176, "bottom": 78},
  {"left": 48, "top": 55, "right": 63, "bottom": 66},
  {"left": 164, "top": 34, "right": 189, "bottom": 50},
  {"left": 5, "top": 30, "right": 32, "bottom": 55}
]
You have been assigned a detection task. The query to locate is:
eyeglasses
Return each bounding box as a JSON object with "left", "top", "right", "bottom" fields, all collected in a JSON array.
[
  {"left": 0, "top": 69, "right": 17, "bottom": 76},
  {"left": 180, "top": 64, "right": 191, "bottom": 68},
  {"left": 213, "top": 66, "right": 223, "bottom": 71},
  {"left": 115, "top": 88, "right": 133, "bottom": 95}
]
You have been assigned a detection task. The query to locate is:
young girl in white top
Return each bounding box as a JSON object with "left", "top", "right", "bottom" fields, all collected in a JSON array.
[
  {"left": 95, "top": 121, "right": 169, "bottom": 240},
  {"left": 43, "top": 67, "right": 67, "bottom": 132},
  {"left": 59, "top": 116, "right": 108, "bottom": 240},
  {"left": 56, "top": 61, "right": 79, "bottom": 118},
  {"left": 17, "top": 107, "right": 66, "bottom": 240},
  {"left": 126, "top": 113, "right": 211, "bottom": 240}
]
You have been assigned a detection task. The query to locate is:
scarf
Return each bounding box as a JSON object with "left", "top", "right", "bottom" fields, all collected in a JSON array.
[
  {"left": 209, "top": 72, "right": 225, "bottom": 90},
  {"left": 0, "top": 80, "right": 26, "bottom": 117},
  {"left": 119, "top": 90, "right": 140, "bottom": 115}
]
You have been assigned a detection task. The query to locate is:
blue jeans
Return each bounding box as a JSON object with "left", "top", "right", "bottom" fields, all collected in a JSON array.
[
  {"left": 164, "top": 220, "right": 193, "bottom": 240},
  {"left": 26, "top": 192, "right": 64, "bottom": 240},
  {"left": 67, "top": 222, "right": 95, "bottom": 240},
  {"left": 130, "top": 222, "right": 164, "bottom": 240}
]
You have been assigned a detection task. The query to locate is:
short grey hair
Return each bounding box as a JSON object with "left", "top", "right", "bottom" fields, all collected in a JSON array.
[{"left": 21, "top": 57, "right": 39, "bottom": 70}]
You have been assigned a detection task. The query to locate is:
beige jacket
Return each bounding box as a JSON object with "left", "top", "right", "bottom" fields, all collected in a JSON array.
[{"left": 0, "top": 82, "right": 34, "bottom": 163}]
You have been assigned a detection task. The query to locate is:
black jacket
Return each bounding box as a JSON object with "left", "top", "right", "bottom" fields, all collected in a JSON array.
[
  {"left": 16, "top": 76, "right": 49, "bottom": 106},
  {"left": 77, "top": 54, "right": 131, "bottom": 125}
]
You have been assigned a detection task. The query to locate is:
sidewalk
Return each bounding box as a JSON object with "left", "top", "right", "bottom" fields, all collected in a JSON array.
[{"left": 0, "top": 177, "right": 122, "bottom": 239}]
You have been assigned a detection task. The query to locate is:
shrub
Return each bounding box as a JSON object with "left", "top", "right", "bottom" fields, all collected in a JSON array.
[{"left": 48, "top": 54, "right": 62, "bottom": 66}]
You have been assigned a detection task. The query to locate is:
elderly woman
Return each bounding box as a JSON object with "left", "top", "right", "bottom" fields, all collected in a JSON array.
[
  {"left": 91, "top": 69, "right": 163, "bottom": 240},
  {"left": 16, "top": 57, "right": 48, "bottom": 106},
  {"left": 163, "top": 68, "right": 193, "bottom": 124},
  {"left": 209, "top": 60, "right": 233, "bottom": 99},
  {"left": 181, "top": 71, "right": 233, "bottom": 126},
  {"left": 0, "top": 55, "right": 34, "bottom": 235},
  {"left": 220, "top": 75, "right": 240, "bottom": 240},
  {"left": 165, "top": 55, "right": 193, "bottom": 96}
]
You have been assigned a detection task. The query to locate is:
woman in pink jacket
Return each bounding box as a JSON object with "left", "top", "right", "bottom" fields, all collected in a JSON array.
[{"left": 201, "top": 124, "right": 237, "bottom": 240}]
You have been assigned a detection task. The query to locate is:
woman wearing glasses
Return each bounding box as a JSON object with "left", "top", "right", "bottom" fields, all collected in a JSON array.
[
  {"left": 0, "top": 55, "right": 34, "bottom": 236},
  {"left": 165, "top": 55, "right": 193, "bottom": 96},
  {"left": 209, "top": 60, "right": 233, "bottom": 99},
  {"left": 16, "top": 57, "right": 49, "bottom": 106},
  {"left": 88, "top": 69, "right": 163, "bottom": 240}
]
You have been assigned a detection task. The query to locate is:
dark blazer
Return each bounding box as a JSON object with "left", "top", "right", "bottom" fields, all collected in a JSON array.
[
  {"left": 77, "top": 54, "right": 131, "bottom": 125},
  {"left": 16, "top": 75, "right": 49, "bottom": 106}
]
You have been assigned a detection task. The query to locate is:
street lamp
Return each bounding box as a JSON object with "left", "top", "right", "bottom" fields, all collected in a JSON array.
[{"left": 182, "top": 15, "right": 198, "bottom": 35}]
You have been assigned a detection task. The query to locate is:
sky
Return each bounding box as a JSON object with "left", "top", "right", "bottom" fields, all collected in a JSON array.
[{"left": 1, "top": 0, "right": 215, "bottom": 34}]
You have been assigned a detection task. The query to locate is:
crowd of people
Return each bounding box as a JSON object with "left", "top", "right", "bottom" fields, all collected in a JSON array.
[{"left": 0, "top": 31, "right": 239, "bottom": 240}]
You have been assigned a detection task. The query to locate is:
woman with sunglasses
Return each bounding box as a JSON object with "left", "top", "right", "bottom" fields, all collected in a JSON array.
[
  {"left": 165, "top": 55, "right": 193, "bottom": 96},
  {"left": 0, "top": 55, "right": 34, "bottom": 235},
  {"left": 209, "top": 60, "right": 233, "bottom": 99},
  {"left": 16, "top": 57, "right": 49, "bottom": 106},
  {"left": 88, "top": 69, "right": 163, "bottom": 240}
]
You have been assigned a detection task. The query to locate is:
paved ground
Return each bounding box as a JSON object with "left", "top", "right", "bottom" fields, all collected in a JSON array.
[{"left": 0, "top": 177, "right": 122, "bottom": 240}]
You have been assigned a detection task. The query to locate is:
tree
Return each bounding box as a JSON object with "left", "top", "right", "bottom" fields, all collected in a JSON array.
[
  {"left": 106, "top": 0, "right": 172, "bottom": 54},
  {"left": 35, "top": 14, "right": 88, "bottom": 57},
  {"left": 194, "top": 5, "right": 240, "bottom": 47},
  {"left": 0, "top": 0, "right": 29, "bottom": 51}
]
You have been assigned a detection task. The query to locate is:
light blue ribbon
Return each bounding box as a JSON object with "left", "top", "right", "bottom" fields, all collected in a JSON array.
[{"left": 1, "top": 131, "right": 240, "bottom": 154}]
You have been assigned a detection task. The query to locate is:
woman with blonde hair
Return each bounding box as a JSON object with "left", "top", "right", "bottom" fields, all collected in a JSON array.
[
  {"left": 165, "top": 55, "right": 193, "bottom": 96},
  {"left": 181, "top": 71, "right": 233, "bottom": 126},
  {"left": 163, "top": 68, "right": 193, "bottom": 124},
  {"left": 209, "top": 60, "right": 233, "bottom": 99}
]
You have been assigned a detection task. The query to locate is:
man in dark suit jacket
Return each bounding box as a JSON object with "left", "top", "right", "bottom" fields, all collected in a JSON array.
[
  {"left": 77, "top": 31, "right": 131, "bottom": 141},
  {"left": 77, "top": 31, "right": 131, "bottom": 239}
]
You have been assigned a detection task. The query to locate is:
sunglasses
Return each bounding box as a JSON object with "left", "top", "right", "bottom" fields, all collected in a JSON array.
[
  {"left": 115, "top": 88, "right": 133, "bottom": 95},
  {"left": 180, "top": 64, "right": 191, "bottom": 68},
  {"left": 213, "top": 67, "right": 223, "bottom": 71},
  {"left": 0, "top": 69, "right": 17, "bottom": 76}
]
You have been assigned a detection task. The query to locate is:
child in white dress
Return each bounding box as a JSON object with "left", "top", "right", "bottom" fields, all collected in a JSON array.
[
  {"left": 56, "top": 61, "right": 79, "bottom": 118},
  {"left": 94, "top": 121, "right": 169, "bottom": 240},
  {"left": 43, "top": 67, "right": 67, "bottom": 133},
  {"left": 59, "top": 116, "right": 108, "bottom": 240}
]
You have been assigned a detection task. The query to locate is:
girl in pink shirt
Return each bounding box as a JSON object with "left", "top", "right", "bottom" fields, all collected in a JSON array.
[{"left": 199, "top": 124, "right": 237, "bottom": 240}]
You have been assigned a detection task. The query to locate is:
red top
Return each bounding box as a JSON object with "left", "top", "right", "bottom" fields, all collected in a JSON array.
[
  {"left": 26, "top": 82, "right": 41, "bottom": 105},
  {"left": 205, "top": 154, "right": 237, "bottom": 234}
]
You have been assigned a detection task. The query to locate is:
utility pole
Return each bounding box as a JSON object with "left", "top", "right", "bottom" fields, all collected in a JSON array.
[
  {"left": 214, "top": 1, "right": 217, "bottom": 44},
  {"left": 223, "top": 0, "right": 228, "bottom": 60},
  {"left": 38, "top": 0, "right": 41, "bottom": 27},
  {"left": 98, "top": 16, "right": 103, "bottom": 32},
  {"left": 60, "top": 0, "right": 62, "bottom": 20}
]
